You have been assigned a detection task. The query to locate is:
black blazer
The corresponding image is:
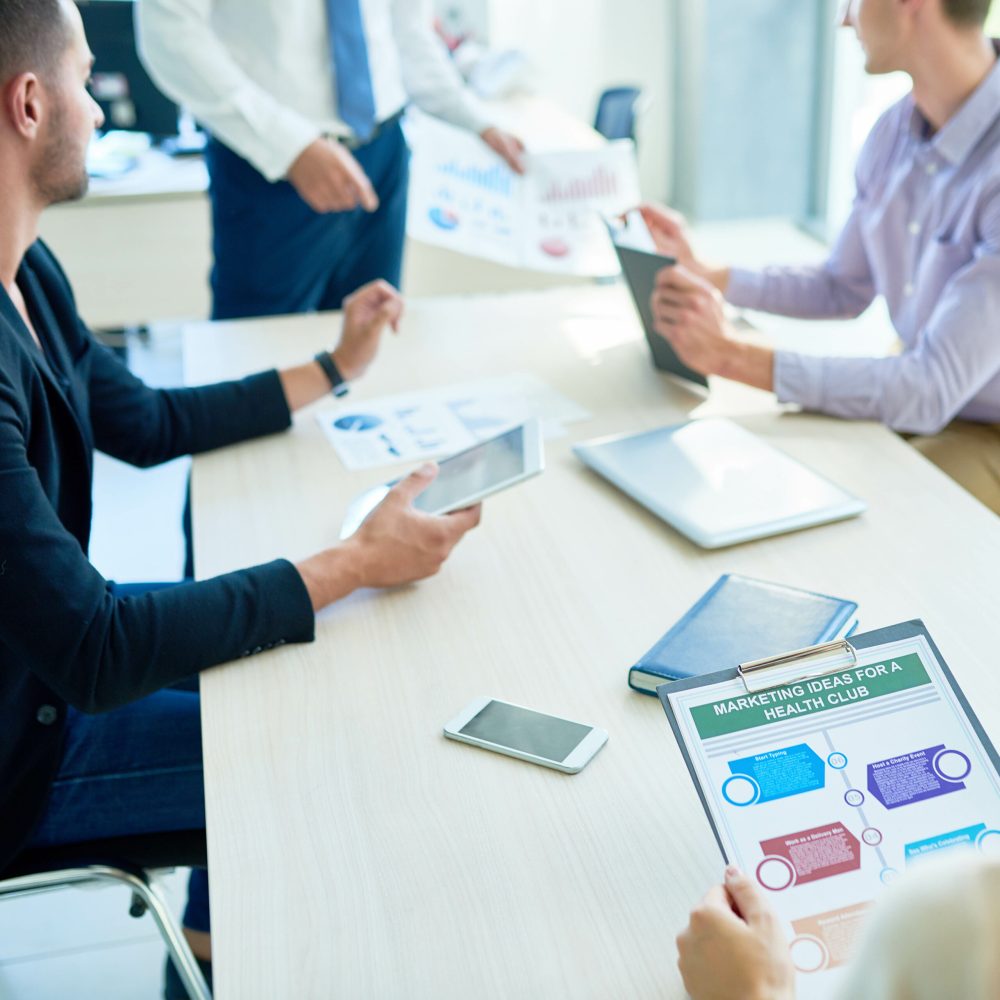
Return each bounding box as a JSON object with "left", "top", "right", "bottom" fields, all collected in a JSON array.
[{"left": 0, "top": 242, "right": 315, "bottom": 868}]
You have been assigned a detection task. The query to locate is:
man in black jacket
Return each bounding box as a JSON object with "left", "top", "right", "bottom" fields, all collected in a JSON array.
[{"left": 0, "top": 0, "right": 481, "bottom": 990}]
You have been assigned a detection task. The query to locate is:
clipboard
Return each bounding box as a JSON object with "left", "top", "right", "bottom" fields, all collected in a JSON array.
[
  {"left": 658, "top": 619, "right": 1000, "bottom": 992},
  {"left": 603, "top": 218, "right": 709, "bottom": 389}
]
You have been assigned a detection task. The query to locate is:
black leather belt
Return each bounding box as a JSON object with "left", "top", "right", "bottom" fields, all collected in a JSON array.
[{"left": 336, "top": 108, "right": 406, "bottom": 151}]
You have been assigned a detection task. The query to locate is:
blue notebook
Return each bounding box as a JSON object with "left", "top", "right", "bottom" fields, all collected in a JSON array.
[{"left": 629, "top": 574, "right": 859, "bottom": 695}]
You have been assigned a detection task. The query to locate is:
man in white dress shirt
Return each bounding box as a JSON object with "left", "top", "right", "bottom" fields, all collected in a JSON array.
[{"left": 137, "top": 0, "right": 525, "bottom": 320}]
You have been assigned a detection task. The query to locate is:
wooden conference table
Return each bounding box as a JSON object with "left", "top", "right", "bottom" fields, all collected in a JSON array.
[{"left": 185, "top": 284, "right": 1000, "bottom": 999}]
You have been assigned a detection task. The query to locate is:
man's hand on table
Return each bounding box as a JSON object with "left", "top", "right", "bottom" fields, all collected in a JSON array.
[{"left": 296, "top": 464, "right": 482, "bottom": 610}]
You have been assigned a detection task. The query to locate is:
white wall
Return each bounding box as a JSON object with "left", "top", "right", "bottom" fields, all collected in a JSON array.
[{"left": 485, "top": 0, "right": 673, "bottom": 202}]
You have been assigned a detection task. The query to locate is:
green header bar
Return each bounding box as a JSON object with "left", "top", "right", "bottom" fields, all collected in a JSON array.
[{"left": 690, "top": 653, "right": 931, "bottom": 740}]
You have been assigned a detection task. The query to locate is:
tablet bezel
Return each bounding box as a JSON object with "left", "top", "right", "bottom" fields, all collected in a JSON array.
[
  {"left": 339, "top": 419, "right": 544, "bottom": 538},
  {"left": 415, "top": 418, "right": 545, "bottom": 515}
]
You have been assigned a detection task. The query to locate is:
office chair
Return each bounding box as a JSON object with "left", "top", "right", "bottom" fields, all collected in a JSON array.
[
  {"left": 0, "top": 830, "right": 212, "bottom": 1000},
  {"left": 593, "top": 86, "right": 644, "bottom": 145}
]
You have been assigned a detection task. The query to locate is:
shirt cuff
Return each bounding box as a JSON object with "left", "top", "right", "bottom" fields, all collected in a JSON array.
[
  {"left": 234, "top": 103, "right": 320, "bottom": 182},
  {"left": 725, "top": 268, "right": 769, "bottom": 311},
  {"left": 773, "top": 350, "right": 828, "bottom": 411},
  {"left": 238, "top": 558, "right": 316, "bottom": 653}
]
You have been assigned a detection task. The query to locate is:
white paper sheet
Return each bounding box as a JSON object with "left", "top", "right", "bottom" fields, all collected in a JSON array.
[
  {"left": 317, "top": 373, "right": 590, "bottom": 471},
  {"left": 405, "top": 112, "right": 640, "bottom": 277}
]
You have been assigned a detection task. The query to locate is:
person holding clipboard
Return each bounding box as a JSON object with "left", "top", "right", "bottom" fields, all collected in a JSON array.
[
  {"left": 677, "top": 856, "right": 1000, "bottom": 999},
  {"left": 641, "top": 0, "right": 1000, "bottom": 514}
]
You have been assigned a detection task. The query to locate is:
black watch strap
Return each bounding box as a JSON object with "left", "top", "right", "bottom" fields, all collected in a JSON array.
[{"left": 314, "top": 351, "right": 349, "bottom": 397}]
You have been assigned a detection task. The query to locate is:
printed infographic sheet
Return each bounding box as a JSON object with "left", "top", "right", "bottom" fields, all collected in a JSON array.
[
  {"left": 317, "top": 373, "right": 590, "bottom": 471},
  {"left": 405, "top": 112, "right": 640, "bottom": 277},
  {"left": 664, "top": 628, "right": 1000, "bottom": 999}
]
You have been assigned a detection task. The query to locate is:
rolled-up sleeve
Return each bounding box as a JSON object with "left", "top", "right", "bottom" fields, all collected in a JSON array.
[
  {"left": 725, "top": 111, "right": 891, "bottom": 320},
  {"left": 725, "top": 202, "right": 876, "bottom": 319},
  {"left": 773, "top": 194, "right": 1000, "bottom": 435}
]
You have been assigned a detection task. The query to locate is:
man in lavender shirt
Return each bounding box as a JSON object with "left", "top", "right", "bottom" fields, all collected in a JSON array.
[{"left": 645, "top": 0, "right": 1000, "bottom": 514}]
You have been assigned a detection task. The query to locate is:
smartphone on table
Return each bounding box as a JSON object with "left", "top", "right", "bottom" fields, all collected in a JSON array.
[{"left": 443, "top": 697, "right": 608, "bottom": 773}]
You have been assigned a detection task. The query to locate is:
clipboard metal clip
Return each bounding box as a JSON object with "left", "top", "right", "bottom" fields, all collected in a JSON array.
[{"left": 738, "top": 639, "right": 858, "bottom": 694}]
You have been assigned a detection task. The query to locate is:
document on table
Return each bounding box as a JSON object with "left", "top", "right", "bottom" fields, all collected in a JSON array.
[
  {"left": 659, "top": 620, "right": 1000, "bottom": 1000},
  {"left": 405, "top": 111, "right": 640, "bottom": 277},
  {"left": 317, "top": 373, "right": 590, "bottom": 471}
]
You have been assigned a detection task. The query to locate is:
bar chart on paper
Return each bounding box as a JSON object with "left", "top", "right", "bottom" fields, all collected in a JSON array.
[
  {"left": 405, "top": 114, "right": 519, "bottom": 266},
  {"left": 524, "top": 146, "right": 639, "bottom": 274},
  {"left": 541, "top": 166, "right": 621, "bottom": 202},
  {"left": 405, "top": 111, "right": 639, "bottom": 275}
]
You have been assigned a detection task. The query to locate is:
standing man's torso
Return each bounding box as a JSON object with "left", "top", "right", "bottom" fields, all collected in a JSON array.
[{"left": 206, "top": 0, "right": 407, "bottom": 135}]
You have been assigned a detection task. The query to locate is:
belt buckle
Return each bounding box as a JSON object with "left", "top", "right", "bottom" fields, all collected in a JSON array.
[{"left": 332, "top": 113, "right": 396, "bottom": 152}]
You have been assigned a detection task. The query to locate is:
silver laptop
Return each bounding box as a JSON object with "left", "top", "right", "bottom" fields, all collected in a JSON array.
[{"left": 573, "top": 418, "right": 866, "bottom": 548}]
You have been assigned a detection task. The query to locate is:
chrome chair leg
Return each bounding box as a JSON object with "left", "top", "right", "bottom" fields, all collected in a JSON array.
[{"left": 0, "top": 865, "right": 211, "bottom": 1000}]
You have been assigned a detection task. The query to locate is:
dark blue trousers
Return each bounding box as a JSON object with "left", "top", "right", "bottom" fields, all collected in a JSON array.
[{"left": 206, "top": 122, "right": 410, "bottom": 321}]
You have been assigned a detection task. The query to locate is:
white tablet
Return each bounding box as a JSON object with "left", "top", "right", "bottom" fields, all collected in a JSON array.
[
  {"left": 340, "top": 419, "right": 545, "bottom": 538},
  {"left": 573, "top": 418, "right": 866, "bottom": 548}
]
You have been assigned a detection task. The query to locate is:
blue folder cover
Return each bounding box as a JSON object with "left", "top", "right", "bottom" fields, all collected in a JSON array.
[{"left": 629, "top": 574, "right": 859, "bottom": 695}]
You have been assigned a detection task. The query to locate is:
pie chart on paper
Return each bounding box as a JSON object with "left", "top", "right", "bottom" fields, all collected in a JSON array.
[
  {"left": 333, "top": 414, "right": 383, "bottom": 433},
  {"left": 540, "top": 237, "right": 571, "bottom": 258},
  {"left": 429, "top": 207, "right": 460, "bottom": 231}
]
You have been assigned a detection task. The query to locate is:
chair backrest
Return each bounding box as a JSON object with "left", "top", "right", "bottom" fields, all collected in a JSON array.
[{"left": 593, "top": 86, "right": 643, "bottom": 143}]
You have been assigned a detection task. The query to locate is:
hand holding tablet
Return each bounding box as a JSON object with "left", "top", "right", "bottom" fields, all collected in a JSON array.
[
  {"left": 340, "top": 419, "right": 545, "bottom": 538},
  {"left": 604, "top": 214, "right": 708, "bottom": 388}
]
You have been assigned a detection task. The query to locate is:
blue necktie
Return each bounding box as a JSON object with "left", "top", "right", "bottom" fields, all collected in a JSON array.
[{"left": 326, "top": 0, "right": 377, "bottom": 142}]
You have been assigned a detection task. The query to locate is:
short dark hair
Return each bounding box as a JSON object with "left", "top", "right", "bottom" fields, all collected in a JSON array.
[
  {"left": 941, "top": 0, "right": 992, "bottom": 26},
  {"left": 0, "top": 0, "right": 71, "bottom": 86}
]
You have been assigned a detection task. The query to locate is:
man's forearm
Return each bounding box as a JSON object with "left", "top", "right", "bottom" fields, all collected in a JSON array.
[
  {"left": 278, "top": 359, "right": 333, "bottom": 413},
  {"left": 295, "top": 546, "right": 364, "bottom": 612},
  {"left": 719, "top": 342, "right": 775, "bottom": 392},
  {"left": 278, "top": 348, "right": 357, "bottom": 413},
  {"left": 705, "top": 265, "right": 731, "bottom": 297}
]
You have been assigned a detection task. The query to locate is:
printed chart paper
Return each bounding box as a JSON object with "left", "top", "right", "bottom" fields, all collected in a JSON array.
[
  {"left": 662, "top": 624, "right": 1000, "bottom": 1000},
  {"left": 317, "top": 373, "right": 590, "bottom": 471},
  {"left": 405, "top": 112, "right": 640, "bottom": 276}
]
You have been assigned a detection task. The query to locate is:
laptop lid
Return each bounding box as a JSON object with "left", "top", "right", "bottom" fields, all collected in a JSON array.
[{"left": 573, "top": 418, "right": 866, "bottom": 548}]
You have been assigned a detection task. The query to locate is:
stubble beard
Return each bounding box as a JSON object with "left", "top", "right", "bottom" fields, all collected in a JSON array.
[{"left": 31, "top": 98, "right": 90, "bottom": 206}]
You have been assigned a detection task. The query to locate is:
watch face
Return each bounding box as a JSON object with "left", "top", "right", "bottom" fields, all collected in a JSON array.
[{"left": 334, "top": 383, "right": 350, "bottom": 397}]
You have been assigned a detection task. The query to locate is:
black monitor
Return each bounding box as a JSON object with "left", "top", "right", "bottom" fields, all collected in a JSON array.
[{"left": 76, "top": 0, "right": 179, "bottom": 140}]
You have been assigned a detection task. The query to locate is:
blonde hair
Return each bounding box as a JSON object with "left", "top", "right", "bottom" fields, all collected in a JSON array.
[{"left": 834, "top": 854, "right": 1000, "bottom": 1000}]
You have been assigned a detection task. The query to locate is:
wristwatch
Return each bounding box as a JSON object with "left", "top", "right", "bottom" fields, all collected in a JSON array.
[{"left": 314, "top": 351, "right": 349, "bottom": 397}]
